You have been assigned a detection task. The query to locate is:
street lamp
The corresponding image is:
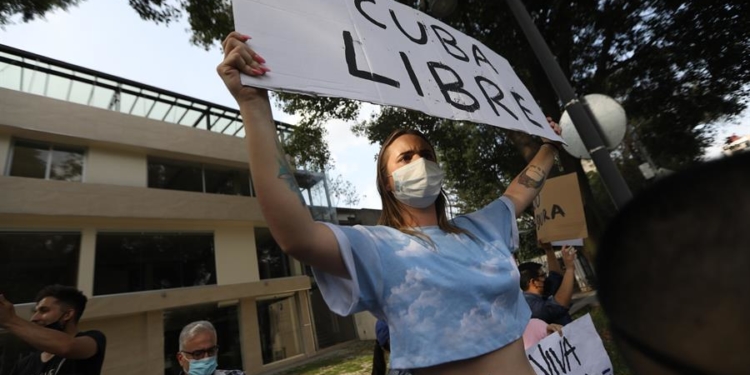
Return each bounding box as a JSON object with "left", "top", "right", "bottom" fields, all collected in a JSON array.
[
  {"left": 502, "top": 0, "right": 632, "bottom": 209},
  {"left": 418, "top": 0, "right": 633, "bottom": 208}
]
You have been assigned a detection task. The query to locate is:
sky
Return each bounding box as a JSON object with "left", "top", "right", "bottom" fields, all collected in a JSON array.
[
  {"left": 1, "top": 1, "right": 748, "bottom": 208},
  {"left": 0, "top": 0, "right": 384, "bottom": 208}
]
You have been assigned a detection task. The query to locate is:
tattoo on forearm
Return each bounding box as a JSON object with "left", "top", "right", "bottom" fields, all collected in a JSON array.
[
  {"left": 518, "top": 165, "right": 547, "bottom": 189},
  {"left": 276, "top": 156, "right": 306, "bottom": 206}
]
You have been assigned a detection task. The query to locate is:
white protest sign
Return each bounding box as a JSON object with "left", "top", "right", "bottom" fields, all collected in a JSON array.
[
  {"left": 232, "top": 0, "right": 562, "bottom": 141},
  {"left": 526, "top": 314, "right": 613, "bottom": 375}
]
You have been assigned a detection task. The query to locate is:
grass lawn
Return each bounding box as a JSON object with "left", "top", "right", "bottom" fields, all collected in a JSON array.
[
  {"left": 277, "top": 306, "right": 633, "bottom": 375},
  {"left": 274, "top": 340, "right": 374, "bottom": 375}
]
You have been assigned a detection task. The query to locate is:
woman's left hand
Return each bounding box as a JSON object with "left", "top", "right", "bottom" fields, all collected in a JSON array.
[{"left": 541, "top": 117, "right": 562, "bottom": 144}]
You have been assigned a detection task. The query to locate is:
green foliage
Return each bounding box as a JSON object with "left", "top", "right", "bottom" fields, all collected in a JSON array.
[
  {"left": 128, "top": 0, "right": 180, "bottom": 24},
  {"left": 0, "top": 0, "right": 80, "bottom": 24},
  {"left": 282, "top": 120, "right": 331, "bottom": 172},
  {"left": 328, "top": 173, "right": 362, "bottom": 208},
  {"left": 273, "top": 92, "right": 361, "bottom": 172},
  {"left": 8, "top": 0, "right": 749, "bottom": 219}
]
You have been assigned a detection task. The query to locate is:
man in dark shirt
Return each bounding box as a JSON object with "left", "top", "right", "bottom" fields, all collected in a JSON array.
[
  {"left": 519, "top": 244, "right": 577, "bottom": 325},
  {"left": 0, "top": 285, "right": 106, "bottom": 375}
]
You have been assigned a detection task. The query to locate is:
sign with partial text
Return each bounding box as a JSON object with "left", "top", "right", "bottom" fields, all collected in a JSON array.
[{"left": 232, "top": 0, "right": 563, "bottom": 141}]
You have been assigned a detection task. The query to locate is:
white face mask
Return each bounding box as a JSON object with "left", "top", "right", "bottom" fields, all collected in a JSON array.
[{"left": 390, "top": 157, "right": 445, "bottom": 208}]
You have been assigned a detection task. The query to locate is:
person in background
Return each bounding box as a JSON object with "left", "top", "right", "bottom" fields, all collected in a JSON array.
[
  {"left": 596, "top": 152, "right": 750, "bottom": 375},
  {"left": 518, "top": 244, "right": 577, "bottom": 325},
  {"left": 0, "top": 285, "right": 106, "bottom": 375},
  {"left": 176, "top": 320, "right": 244, "bottom": 375},
  {"left": 522, "top": 318, "right": 563, "bottom": 350}
]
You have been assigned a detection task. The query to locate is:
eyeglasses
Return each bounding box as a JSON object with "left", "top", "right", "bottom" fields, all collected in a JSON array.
[{"left": 180, "top": 346, "right": 219, "bottom": 359}]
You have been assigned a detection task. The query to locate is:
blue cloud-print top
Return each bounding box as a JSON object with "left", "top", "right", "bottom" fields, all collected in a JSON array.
[{"left": 313, "top": 197, "right": 531, "bottom": 370}]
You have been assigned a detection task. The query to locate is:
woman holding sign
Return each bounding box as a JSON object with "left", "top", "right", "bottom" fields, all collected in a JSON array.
[{"left": 217, "top": 32, "right": 561, "bottom": 375}]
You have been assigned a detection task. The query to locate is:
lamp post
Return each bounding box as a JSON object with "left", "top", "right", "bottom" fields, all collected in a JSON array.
[
  {"left": 420, "top": 0, "right": 633, "bottom": 208},
  {"left": 502, "top": 0, "right": 632, "bottom": 209}
]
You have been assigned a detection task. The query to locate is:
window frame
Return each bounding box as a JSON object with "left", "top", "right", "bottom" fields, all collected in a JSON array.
[
  {"left": 5, "top": 138, "right": 87, "bottom": 182},
  {"left": 146, "top": 156, "right": 254, "bottom": 196},
  {"left": 0, "top": 230, "right": 82, "bottom": 303},
  {"left": 92, "top": 230, "right": 218, "bottom": 296}
]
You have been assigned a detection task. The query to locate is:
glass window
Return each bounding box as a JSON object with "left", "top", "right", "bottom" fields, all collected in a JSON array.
[
  {"left": 255, "top": 228, "right": 291, "bottom": 280},
  {"left": 163, "top": 303, "right": 243, "bottom": 375},
  {"left": 147, "top": 158, "right": 253, "bottom": 196},
  {"left": 0, "top": 232, "right": 81, "bottom": 303},
  {"left": 257, "top": 296, "right": 303, "bottom": 364},
  {"left": 8, "top": 140, "right": 84, "bottom": 181},
  {"left": 8, "top": 141, "right": 49, "bottom": 179},
  {"left": 147, "top": 159, "right": 203, "bottom": 193},
  {"left": 204, "top": 166, "right": 251, "bottom": 196},
  {"left": 49, "top": 146, "right": 84, "bottom": 182},
  {"left": 94, "top": 233, "right": 216, "bottom": 295}
]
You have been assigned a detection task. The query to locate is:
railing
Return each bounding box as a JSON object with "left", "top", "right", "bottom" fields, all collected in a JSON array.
[
  {"left": 0, "top": 43, "right": 340, "bottom": 222},
  {"left": 0, "top": 43, "right": 295, "bottom": 138}
]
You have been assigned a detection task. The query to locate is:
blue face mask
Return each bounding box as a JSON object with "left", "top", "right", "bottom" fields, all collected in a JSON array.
[{"left": 188, "top": 356, "right": 217, "bottom": 375}]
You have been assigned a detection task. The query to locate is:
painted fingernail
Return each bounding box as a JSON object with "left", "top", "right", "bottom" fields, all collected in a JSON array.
[
  {"left": 242, "top": 34, "right": 252, "bottom": 40},
  {"left": 253, "top": 54, "right": 266, "bottom": 64},
  {"left": 260, "top": 66, "right": 271, "bottom": 72},
  {"left": 251, "top": 68, "right": 264, "bottom": 75}
]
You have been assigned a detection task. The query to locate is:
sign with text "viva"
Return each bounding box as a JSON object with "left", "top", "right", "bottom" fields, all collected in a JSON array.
[{"left": 526, "top": 314, "right": 614, "bottom": 375}]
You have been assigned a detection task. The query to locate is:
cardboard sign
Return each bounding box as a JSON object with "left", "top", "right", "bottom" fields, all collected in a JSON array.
[
  {"left": 232, "top": 0, "right": 562, "bottom": 141},
  {"left": 533, "top": 173, "right": 588, "bottom": 242},
  {"left": 526, "top": 314, "right": 614, "bottom": 375}
]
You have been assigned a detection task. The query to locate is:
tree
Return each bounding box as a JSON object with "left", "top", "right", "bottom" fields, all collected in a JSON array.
[
  {"left": 8, "top": 0, "right": 750, "bottom": 236},
  {"left": 327, "top": 172, "right": 363, "bottom": 208},
  {"left": 282, "top": 0, "right": 750, "bottom": 244}
]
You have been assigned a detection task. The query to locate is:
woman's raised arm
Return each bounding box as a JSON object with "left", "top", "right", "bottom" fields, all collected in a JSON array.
[{"left": 217, "top": 32, "right": 348, "bottom": 278}]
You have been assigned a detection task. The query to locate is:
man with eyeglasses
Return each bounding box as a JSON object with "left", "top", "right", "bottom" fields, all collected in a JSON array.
[
  {"left": 596, "top": 152, "right": 750, "bottom": 375},
  {"left": 0, "top": 285, "right": 107, "bottom": 375},
  {"left": 518, "top": 244, "right": 578, "bottom": 325},
  {"left": 176, "top": 321, "right": 244, "bottom": 375}
]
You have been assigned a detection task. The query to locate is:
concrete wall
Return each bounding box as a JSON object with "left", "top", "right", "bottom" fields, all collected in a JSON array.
[
  {"left": 80, "top": 312, "right": 163, "bottom": 375},
  {"left": 0, "top": 88, "right": 248, "bottom": 167},
  {"left": 0, "top": 88, "right": 331, "bottom": 375},
  {"left": 86, "top": 146, "right": 147, "bottom": 187},
  {"left": 215, "top": 226, "right": 261, "bottom": 285},
  {"left": 0, "top": 176, "right": 264, "bottom": 223}
]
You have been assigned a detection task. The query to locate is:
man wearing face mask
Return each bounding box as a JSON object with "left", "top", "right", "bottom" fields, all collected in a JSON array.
[
  {"left": 176, "top": 321, "right": 244, "bottom": 375},
  {"left": 0, "top": 285, "right": 106, "bottom": 375}
]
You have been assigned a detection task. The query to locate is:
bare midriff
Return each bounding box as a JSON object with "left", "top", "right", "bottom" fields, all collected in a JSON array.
[{"left": 413, "top": 339, "right": 535, "bottom": 375}]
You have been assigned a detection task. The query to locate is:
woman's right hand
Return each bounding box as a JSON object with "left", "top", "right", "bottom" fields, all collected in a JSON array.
[{"left": 216, "top": 31, "right": 271, "bottom": 104}]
